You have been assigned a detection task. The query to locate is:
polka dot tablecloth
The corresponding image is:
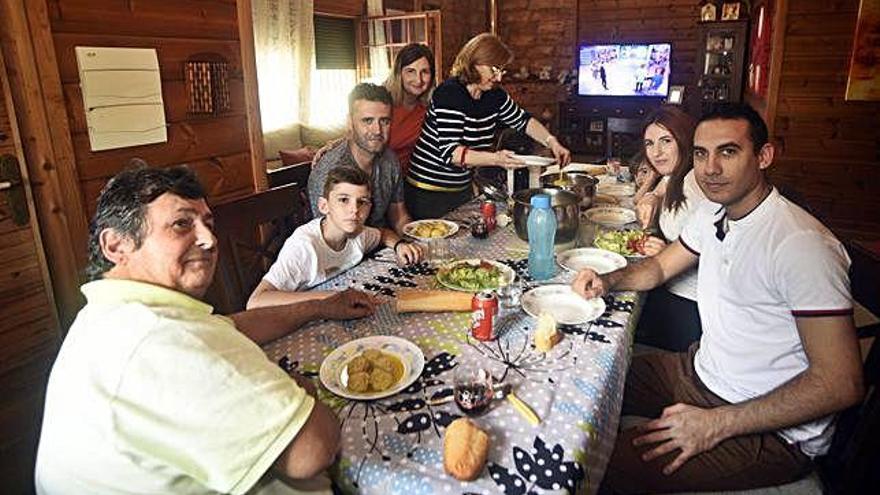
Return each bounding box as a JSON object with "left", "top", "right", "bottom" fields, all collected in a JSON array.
[{"left": 262, "top": 200, "right": 642, "bottom": 494}]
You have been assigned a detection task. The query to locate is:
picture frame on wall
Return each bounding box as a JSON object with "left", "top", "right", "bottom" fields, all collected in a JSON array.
[
  {"left": 701, "top": 2, "right": 717, "bottom": 21},
  {"left": 846, "top": 0, "right": 880, "bottom": 100},
  {"left": 722, "top": 2, "right": 741, "bottom": 20},
  {"left": 667, "top": 85, "right": 685, "bottom": 104}
]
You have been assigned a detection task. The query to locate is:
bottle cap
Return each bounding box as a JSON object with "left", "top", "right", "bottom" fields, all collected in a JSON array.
[{"left": 530, "top": 194, "right": 551, "bottom": 209}]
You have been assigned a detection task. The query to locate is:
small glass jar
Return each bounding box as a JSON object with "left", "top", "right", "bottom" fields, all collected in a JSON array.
[{"left": 471, "top": 219, "right": 489, "bottom": 239}]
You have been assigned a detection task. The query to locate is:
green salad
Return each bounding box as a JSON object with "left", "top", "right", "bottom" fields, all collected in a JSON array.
[
  {"left": 594, "top": 229, "right": 648, "bottom": 256},
  {"left": 437, "top": 261, "right": 505, "bottom": 291}
]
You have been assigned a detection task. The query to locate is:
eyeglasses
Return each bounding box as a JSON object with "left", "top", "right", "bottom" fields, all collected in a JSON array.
[{"left": 490, "top": 66, "right": 507, "bottom": 79}]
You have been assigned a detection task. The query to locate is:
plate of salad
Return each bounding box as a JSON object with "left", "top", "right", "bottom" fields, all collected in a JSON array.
[
  {"left": 435, "top": 259, "right": 516, "bottom": 292},
  {"left": 593, "top": 229, "right": 650, "bottom": 258}
]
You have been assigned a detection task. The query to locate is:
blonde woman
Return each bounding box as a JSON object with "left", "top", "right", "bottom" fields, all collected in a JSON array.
[
  {"left": 405, "top": 33, "right": 570, "bottom": 219},
  {"left": 384, "top": 43, "right": 435, "bottom": 174}
]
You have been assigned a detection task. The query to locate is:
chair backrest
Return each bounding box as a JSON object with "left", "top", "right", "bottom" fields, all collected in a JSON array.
[
  {"left": 205, "top": 184, "right": 312, "bottom": 313},
  {"left": 817, "top": 267, "right": 880, "bottom": 495}
]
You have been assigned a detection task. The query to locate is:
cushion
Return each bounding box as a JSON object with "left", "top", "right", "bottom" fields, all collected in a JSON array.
[
  {"left": 300, "top": 124, "right": 346, "bottom": 148},
  {"left": 279, "top": 147, "right": 315, "bottom": 166},
  {"left": 263, "top": 125, "right": 303, "bottom": 160}
]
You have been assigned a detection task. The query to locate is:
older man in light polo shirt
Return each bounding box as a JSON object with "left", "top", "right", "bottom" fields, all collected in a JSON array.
[
  {"left": 35, "top": 165, "right": 377, "bottom": 494},
  {"left": 572, "top": 103, "right": 865, "bottom": 493}
]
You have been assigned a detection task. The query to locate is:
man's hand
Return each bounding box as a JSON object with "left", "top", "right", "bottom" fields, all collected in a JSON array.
[
  {"left": 632, "top": 403, "right": 727, "bottom": 475},
  {"left": 571, "top": 269, "right": 607, "bottom": 299},
  {"left": 322, "top": 289, "right": 378, "bottom": 320},
  {"left": 395, "top": 242, "right": 423, "bottom": 266},
  {"left": 290, "top": 372, "right": 318, "bottom": 397}
]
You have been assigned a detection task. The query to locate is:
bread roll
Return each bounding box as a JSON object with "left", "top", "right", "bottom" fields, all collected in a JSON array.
[
  {"left": 535, "top": 312, "right": 562, "bottom": 352},
  {"left": 443, "top": 418, "right": 489, "bottom": 481}
]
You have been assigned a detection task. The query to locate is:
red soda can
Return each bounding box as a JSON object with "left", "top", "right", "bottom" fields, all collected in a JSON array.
[
  {"left": 481, "top": 201, "right": 497, "bottom": 232},
  {"left": 471, "top": 291, "right": 499, "bottom": 341}
]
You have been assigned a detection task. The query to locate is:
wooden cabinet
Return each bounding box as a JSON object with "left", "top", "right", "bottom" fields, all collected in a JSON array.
[{"left": 695, "top": 20, "right": 749, "bottom": 108}]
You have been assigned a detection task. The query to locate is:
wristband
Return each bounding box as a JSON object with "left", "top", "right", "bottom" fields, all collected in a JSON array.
[{"left": 393, "top": 239, "right": 406, "bottom": 252}]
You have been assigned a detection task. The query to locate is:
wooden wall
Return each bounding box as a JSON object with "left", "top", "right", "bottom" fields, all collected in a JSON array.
[
  {"left": 315, "top": 0, "right": 364, "bottom": 16},
  {"left": 770, "top": 0, "right": 880, "bottom": 239},
  {"left": 576, "top": 0, "right": 700, "bottom": 106},
  {"left": 47, "top": 0, "right": 259, "bottom": 217},
  {"left": 0, "top": 50, "right": 60, "bottom": 495}
]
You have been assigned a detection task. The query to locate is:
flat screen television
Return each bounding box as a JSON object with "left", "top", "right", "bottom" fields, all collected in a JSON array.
[{"left": 577, "top": 43, "right": 672, "bottom": 97}]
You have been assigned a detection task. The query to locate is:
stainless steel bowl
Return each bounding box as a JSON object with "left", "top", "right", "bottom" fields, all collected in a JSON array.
[
  {"left": 540, "top": 172, "right": 598, "bottom": 211},
  {"left": 511, "top": 188, "right": 580, "bottom": 244}
]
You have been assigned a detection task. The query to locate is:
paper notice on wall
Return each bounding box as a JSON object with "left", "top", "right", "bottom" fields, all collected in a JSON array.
[{"left": 75, "top": 47, "right": 167, "bottom": 151}]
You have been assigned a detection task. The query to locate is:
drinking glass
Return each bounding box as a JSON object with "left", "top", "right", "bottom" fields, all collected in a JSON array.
[
  {"left": 453, "top": 365, "right": 495, "bottom": 416},
  {"left": 497, "top": 279, "right": 523, "bottom": 310}
]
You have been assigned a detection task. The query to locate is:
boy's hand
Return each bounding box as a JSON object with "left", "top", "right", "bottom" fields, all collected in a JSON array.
[{"left": 395, "top": 242, "right": 423, "bottom": 266}]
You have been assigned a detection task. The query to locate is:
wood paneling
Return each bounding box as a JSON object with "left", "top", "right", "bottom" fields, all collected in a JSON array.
[
  {"left": 0, "top": 41, "right": 60, "bottom": 495},
  {"left": 48, "top": 1, "right": 258, "bottom": 217},
  {"left": 47, "top": 0, "right": 240, "bottom": 40},
  {"left": 315, "top": 0, "right": 363, "bottom": 17},
  {"left": 771, "top": 0, "right": 880, "bottom": 239}
]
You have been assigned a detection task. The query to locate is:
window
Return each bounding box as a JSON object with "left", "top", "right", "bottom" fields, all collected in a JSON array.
[{"left": 310, "top": 16, "right": 357, "bottom": 127}]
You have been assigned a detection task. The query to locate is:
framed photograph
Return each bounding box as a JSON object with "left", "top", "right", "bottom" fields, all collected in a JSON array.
[
  {"left": 667, "top": 85, "right": 685, "bottom": 104},
  {"left": 701, "top": 3, "right": 717, "bottom": 22},
  {"left": 846, "top": 0, "right": 880, "bottom": 100},
  {"left": 722, "top": 2, "right": 741, "bottom": 20}
]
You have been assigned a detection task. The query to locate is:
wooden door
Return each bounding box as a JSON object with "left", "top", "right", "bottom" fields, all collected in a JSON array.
[{"left": 0, "top": 48, "right": 62, "bottom": 494}]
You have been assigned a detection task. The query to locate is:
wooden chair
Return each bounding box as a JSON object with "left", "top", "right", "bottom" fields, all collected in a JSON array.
[
  {"left": 267, "top": 161, "right": 311, "bottom": 189},
  {"left": 205, "top": 184, "right": 312, "bottom": 314}
]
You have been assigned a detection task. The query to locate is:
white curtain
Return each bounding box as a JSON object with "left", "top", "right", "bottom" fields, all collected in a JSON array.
[
  {"left": 366, "top": 0, "right": 390, "bottom": 83},
  {"left": 252, "top": 0, "right": 315, "bottom": 132}
]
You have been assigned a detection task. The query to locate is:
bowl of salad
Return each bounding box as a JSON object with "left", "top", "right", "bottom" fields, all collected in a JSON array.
[
  {"left": 593, "top": 229, "right": 649, "bottom": 258},
  {"left": 435, "top": 259, "right": 516, "bottom": 292}
]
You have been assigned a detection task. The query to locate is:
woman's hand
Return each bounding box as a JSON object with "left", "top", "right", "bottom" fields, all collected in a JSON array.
[
  {"left": 642, "top": 235, "right": 667, "bottom": 257},
  {"left": 311, "top": 137, "right": 344, "bottom": 167},
  {"left": 636, "top": 192, "right": 662, "bottom": 229},
  {"left": 494, "top": 149, "right": 527, "bottom": 169},
  {"left": 548, "top": 137, "right": 571, "bottom": 167}
]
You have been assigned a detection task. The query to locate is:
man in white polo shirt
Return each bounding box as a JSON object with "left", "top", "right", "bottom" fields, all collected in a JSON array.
[
  {"left": 572, "top": 103, "right": 864, "bottom": 493},
  {"left": 35, "top": 164, "right": 378, "bottom": 494}
]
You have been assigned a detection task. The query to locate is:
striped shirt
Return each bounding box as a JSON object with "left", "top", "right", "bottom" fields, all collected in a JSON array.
[{"left": 407, "top": 78, "right": 530, "bottom": 190}]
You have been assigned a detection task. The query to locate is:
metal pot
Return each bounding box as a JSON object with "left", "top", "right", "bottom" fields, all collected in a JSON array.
[
  {"left": 511, "top": 188, "right": 580, "bottom": 244},
  {"left": 540, "top": 172, "right": 598, "bottom": 211}
]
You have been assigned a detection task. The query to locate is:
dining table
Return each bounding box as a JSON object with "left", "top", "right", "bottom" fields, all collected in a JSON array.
[{"left": 261, "top": 193, "right": 644, "bottom": 495}]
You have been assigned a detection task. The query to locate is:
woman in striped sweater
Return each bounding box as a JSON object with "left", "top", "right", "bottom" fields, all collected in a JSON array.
[{"left": 405, "top": 33, "right": 570, "bottom": 219}]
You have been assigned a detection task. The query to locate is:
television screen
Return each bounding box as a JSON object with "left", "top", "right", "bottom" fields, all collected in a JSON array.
[{"left": 577, "top": 43, "right": 672, "bottom": 97}]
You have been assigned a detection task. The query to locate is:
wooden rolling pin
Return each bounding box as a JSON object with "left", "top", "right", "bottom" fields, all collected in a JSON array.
[{"left": 396, "top": 290, "right": 473, "bottom": 313}]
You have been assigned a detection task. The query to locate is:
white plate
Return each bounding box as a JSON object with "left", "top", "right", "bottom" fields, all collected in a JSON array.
[
  {"left": 403, "top": 219, "right": 460, "bottom": 241},
  {"left": 436, "top": 259, "right": 516, "bottom": 292},
  {"left": 583, "top": 206, "right": 637, "bottom": 226},
  {"left": 557, "top": 247, "right": 627, "bottom": 274},
  {"left": 319, "top": 336, "right": 425, "bottom": 401},
  {"left": 521, "top": 284, "right": 606, "bottom": 325},
  {"left": 512, "top": 154, "right": 556, "bottom": 167},
  {"left": 597, "top": 182, "right": 636, "bottom": 197}
]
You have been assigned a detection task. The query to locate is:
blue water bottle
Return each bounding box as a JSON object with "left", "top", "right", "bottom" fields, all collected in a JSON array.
[{"left": 527, "top": 194, "right": 556, "bottom": 280}]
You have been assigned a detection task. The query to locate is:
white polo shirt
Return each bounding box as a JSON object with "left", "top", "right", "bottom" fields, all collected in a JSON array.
[
  {"left": 680, "top": 188, "right": 852, "bottom": 456},
  {"left": 35, "top": 279, "right": 316, "bottom": 494}
]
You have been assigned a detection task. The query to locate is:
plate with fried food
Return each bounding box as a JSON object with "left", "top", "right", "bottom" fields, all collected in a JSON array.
[
  {"left": 320, "top": 336, "right": 425, "bottom": 400},
  {"left": 403, "top": 219, "right": 460, "bottom": 241}
]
